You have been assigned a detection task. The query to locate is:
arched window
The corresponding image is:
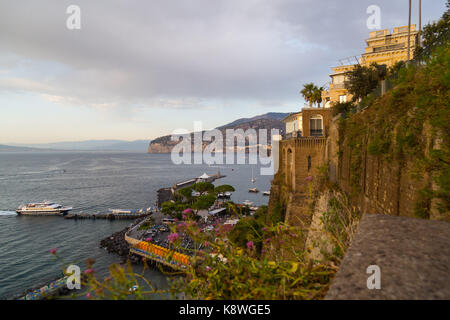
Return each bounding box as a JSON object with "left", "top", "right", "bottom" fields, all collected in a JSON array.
[{"left": 310, "top": 115, "right": 323, "bottom": 136}]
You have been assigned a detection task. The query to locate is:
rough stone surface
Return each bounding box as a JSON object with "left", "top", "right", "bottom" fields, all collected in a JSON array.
[{"left": 325, "top": 213, "right": 450, "bottom": 300}]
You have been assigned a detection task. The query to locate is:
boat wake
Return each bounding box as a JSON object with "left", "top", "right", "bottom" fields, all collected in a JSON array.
[{"left": 0, "top": 211, "right": 17, "bottom": 216}]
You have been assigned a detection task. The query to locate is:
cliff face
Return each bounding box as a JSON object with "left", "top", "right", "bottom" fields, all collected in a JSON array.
[
  {"left": 268, "top": 45, "right": 449, "bottom": 258},
  {"left": 147, "top": 114, "right": 287, "bottom": 154}
]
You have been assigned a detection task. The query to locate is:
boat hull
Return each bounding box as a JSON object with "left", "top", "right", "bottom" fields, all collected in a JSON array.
[{"left": 16, "top": 209, "right": 71, "bottom": 216}]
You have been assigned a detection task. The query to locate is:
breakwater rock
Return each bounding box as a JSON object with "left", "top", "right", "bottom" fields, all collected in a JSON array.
[{"left": 99, "top": 218, "right": 146, "bottom": 264}]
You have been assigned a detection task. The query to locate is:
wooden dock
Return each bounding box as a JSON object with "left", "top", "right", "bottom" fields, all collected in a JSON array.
[{"left": 64, "top": 212, "right": 152, "bottom": 220}]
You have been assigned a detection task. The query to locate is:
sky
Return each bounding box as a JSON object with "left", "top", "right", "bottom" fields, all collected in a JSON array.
[{"left": 0, "top": 0, "right": 446, "bottom": 144}]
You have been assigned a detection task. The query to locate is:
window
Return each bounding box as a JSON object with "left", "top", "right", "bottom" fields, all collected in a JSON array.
[
  {"left": 310, "top": 115, "right": 323, "bottom": 136},
  {"left": 339, "top": 95, "right": 347, "bottom": 103}
]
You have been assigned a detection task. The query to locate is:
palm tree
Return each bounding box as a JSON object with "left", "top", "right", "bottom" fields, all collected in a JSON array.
[
  {"left": 313, "top": 86, "right": 324, "bottom": 107},
  {"left": 300, "top": 83, "right": 316, "bottom": 107}
]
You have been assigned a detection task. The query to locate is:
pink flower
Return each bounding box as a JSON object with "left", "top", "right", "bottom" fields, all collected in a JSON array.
[
  {"left": 205, "top": 266, "right": 211, "bottom": 272},
  {"left": 84, "top": 268, "right": 94, "bottom": 274},
  {"left": 264, "top": 238, "right": 271, "bottom": 243},
  {"left": 145, "top": 237, "right": 152, "bottom": 242},
  {"left": 168, "top": 233, "right": 179, "bottom": 243},
  {"left": 246, "top": 241, "right": 254, "bottom": 249},
  {"left": 86, "top": 292, "right": 91, "bottom": 298},
  {"left": 305, "top": 175, "right": 313, "bottom": 181},
  {"left": 261, "top": 227, "right": 267, "bottom": 232},
  {"left": 204, "top": 241, "right": 209, "bottom": 247},
  {"left": 49, "top": 248, "right": 57, "bottom": 255},
  {"left": 183, "top": 208, "right": 193, "bottom": 214}
]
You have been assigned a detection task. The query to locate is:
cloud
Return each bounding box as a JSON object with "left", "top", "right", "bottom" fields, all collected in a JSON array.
[{"left": 0, "top": 0, "right": 446, "bottom": 111}]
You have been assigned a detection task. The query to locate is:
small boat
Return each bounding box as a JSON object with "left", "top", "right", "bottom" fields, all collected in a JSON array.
[
  {"left": 251, "top": 167, "right": 256, "bottom": 183},
  {"left": 249, "top": 206, "right": 259, "bottom": 211},
  {"left": 248, "top": 188, "right": 259, "bottom": 193},
  {"left": 16, "top": 201, "right": 72, "bottom": 216},
  {"left": 263, "top": 191, "right": 270, "bottom": 196},
  {"left": 243, "top": 200, "right": 253, "bottom": 206}
]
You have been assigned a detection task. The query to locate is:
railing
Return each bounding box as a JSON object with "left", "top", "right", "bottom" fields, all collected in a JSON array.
[
  {"left": 331, "top": 83, "right": 346, "bottom": 89},
  {"left": 372, "top": 43, "right": 405, "bottom": 53},
  {"left": 310, "top": 129, "right": 324, "bottom": 137}
]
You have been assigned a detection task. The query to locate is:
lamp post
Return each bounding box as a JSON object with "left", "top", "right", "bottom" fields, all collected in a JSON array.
[{"left": 407, "top": 0, "right": 412, "bottom": 61}]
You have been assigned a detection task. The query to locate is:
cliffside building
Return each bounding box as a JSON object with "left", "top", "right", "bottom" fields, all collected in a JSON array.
[
  {"left": 322, "top": 25, "right": 418, "bottom": 106},
  {"left": 273, "top": 25, "right": 420, "bottom": 226}
]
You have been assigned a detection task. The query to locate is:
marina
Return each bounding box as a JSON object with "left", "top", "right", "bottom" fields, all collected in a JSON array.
[{"left": 0, "top": 152, "right": 271, "bottom": 299}]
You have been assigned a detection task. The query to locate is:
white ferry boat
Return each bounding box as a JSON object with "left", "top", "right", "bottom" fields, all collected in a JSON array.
[{"left": 16, "top": 201, "right": 73, "bottom": 216}]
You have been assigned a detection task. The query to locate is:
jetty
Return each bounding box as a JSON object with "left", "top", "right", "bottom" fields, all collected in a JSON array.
[
  {"left": 156, "top": 171, "right": 226, "bottom": 208},
  {"left": 65, "top": 210, "right": 152, "bottom": 220}
]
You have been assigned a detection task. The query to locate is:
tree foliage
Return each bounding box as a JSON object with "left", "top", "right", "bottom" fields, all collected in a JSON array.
[
  {"left": 415, "top": 1, "right": 450, "bottom": 59},
  {"left": 345, "top": 63, "right": 387, "bottom": 101},
  {"left": 192, "top": 182, "right": 214, "bottom": 194},
  {"left": 300, "top": 83, "right": 324, "bottom": 107},
  {"left": 214, "top": 184, "right": 235, "bottom": 193}
]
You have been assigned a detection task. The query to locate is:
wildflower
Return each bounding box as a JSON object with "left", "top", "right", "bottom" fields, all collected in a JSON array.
[
  {"left": 264, "top": 238, "right": 271, "bottom": 243},
  {"left": 168, "top": 233, "right": 179, "bottom": 243},
  {"left": 49, "top": 248, "right": 57, "bottom": 255},
  {"left": 305, "top": 175, "right": 313, "bottom": 181},
  {"left": 84, "top": 268, "right": 94, "bottom": 274},
  {"left": 204, "top": 241, "right": 209, "bottom": 247},
  {"left": 261, "top": 227, "right": 267, "bottom": 232},
  {"left": 183, "top": 208, "right": 193, "bottom": 214},
  {"left": 246, "top": 241, "right": 254, "bottom": 249},
  {"left": 145, "top": 237, "right": 152, "bottom": 242},
  {"left": 205, "top": 266, "right": 211, "bottom": 272},
  {"left": 86, "top": 292, "right": 92, "bottom": 299}
]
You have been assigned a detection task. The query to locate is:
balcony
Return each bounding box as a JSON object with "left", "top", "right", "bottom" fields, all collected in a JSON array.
[
  {"left": 310, "top": 129, "right": 324, "bottom": 137},
  {"left": 371, "top": 43, "right": 405, "bottom": 53}
]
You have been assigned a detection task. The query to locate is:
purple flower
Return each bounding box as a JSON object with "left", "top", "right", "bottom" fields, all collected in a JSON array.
[
  {"left": 168, "top": 233, "right": 179, "bottom": 243},
  {"left": 49, "top": 248, "right": 57, "bottom": 255},
  {"left": 305, "top": 175, "right": 313, "bottom": 181},
  {"left": 246, "top": 241, "right": 254, "bottom": 249},
  {"left": 86, "top": 292, "right": 92, "bottom": 298},
  {"left": 84, "top": 269, "right": 94, "bottom": 275},
  {"left": 205, "top": 266, "right": 211, "bottom": 272}
]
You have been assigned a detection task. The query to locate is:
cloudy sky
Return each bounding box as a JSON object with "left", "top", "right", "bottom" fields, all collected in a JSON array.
[{"left": 0, "top": 0, "right": 446, "bottom": 143}]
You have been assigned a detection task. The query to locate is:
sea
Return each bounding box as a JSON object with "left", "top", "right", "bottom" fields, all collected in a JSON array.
[{"left": 0, "top": 152, "right": 272, "bottom": 299}]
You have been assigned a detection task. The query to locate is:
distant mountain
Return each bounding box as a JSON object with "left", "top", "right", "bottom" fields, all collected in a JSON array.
[
  {"left": 0, "top": 144, "right": 54, "bottom": 152},
  {"left": 217, "top": 112, "right": 290, "bottom": 129},
  {"left": 9, "top": 140, "right": 150, "bottom": 152},
  {"left": 148, "top": 112, "right": 292, "bottom": 153}
]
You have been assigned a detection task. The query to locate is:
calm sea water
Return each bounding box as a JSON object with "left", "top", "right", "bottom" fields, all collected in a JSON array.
[{"left": 0, "top": 152, "right": 271, "bottom": 299}]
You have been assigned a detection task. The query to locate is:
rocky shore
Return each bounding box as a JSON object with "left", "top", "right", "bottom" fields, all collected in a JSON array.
[{"left": 99, "top": 218, "right": 146, "bottom": 264}]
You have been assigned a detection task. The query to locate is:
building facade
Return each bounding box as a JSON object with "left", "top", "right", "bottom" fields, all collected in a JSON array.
[{"left": 322, "top": 25, "right": 418, "bottom": 106}]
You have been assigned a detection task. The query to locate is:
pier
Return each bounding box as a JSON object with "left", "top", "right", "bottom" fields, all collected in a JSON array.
[
  {"left": 156, "top": 172, "right": 226, "bottom": 209},
  {"left": 64, "top": 211, "right": 152, "bottom": 220}
]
